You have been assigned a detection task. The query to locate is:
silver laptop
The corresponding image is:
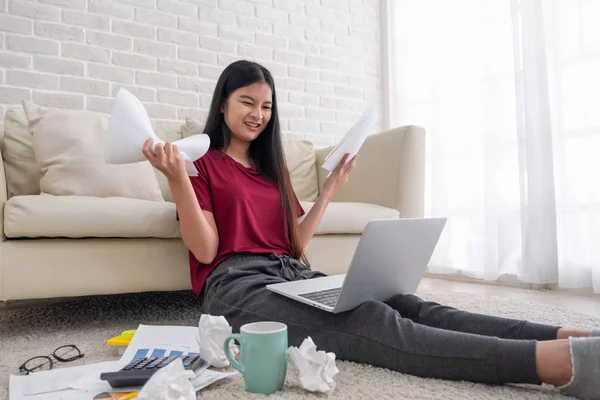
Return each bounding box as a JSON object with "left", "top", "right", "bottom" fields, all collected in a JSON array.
[{"left": 266, "top": 218, "right": 446, "bottom": 313}]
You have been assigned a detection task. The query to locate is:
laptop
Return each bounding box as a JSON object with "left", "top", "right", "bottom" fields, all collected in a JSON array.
[{"left": 266, "top": 218, "right": 446, "bottom": 313}]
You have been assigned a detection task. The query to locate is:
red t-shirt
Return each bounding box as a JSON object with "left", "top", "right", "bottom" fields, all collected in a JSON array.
[{"left": 179, "top": 148, "right": 305, "bottom": 295}]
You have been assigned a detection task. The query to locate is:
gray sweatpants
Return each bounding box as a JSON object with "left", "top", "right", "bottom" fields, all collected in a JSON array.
[{"left": 201, "top": 253, "right": 561, "bottom": 385}]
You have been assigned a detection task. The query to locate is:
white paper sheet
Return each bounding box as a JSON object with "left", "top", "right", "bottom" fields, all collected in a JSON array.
[
  {"left": 10, "top": 388, "right": 95, "bottom": 400},
  {"left": 10, "top": 325, "right": 236, "bottom": 399},
  {"left": 105, "top": 88, "right": 210, "bottom": 176},
  {"left": 192, "top": 369, "right": 238, "bottom": 391},
  {"left": 321, "top": 106, "right": 377, "bottom": 172},
  {"left": 66, "top": 325, "right": 209, "bottom": 396},
  {"left": 68, "top": 363, "right": 140, "bottom": 394},
  {"left": 9, "top": 361, "right": 120, "bottom": 399},
  {"left": 117, "top": 325, "right": 236, "bottom": 391},
  {"left": 71, "top": 324, "right": 213, "bottom": 392},
  {"left": 119, "top": 324, "right": 201, "bottom": 364}
]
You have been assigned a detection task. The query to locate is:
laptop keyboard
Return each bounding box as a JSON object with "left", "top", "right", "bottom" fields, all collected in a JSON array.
[{"left": 298, "top": 287, "right": 341, "bottom": 308}]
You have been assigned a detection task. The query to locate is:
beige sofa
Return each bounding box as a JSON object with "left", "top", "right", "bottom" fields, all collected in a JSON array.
[{"left": 0, "top": 104, "right": 425, "bottom": 303}]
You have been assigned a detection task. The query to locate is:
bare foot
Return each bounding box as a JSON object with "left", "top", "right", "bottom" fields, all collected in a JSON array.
[
  {"left": 536, "top": 339, "right": 573, "bottom": 386},
  {"left": 557, "top": 329, "right": 592, "bottom": 339}
]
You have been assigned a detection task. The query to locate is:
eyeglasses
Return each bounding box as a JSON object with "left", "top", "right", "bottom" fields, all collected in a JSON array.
[{"left": 19, "top": 345, "right": 85, "bottom": 374}]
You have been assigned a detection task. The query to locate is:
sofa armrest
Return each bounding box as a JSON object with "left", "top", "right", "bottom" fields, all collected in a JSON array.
[
  {"left": 315, "top": 125, "right": 426, "bottom": 218},
  {"left": 0, "top": 146, "right": 6, "bottom": 241}
]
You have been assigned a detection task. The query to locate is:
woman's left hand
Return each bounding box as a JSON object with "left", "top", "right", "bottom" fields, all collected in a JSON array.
[{"left": 321, "top": 153, "right": 358, "bottom": 199}]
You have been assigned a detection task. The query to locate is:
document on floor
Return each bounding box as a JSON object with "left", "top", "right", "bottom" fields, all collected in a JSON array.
[
  {"left": 105, "top": 88, "right": 210, "bottom": 176},
  {"left": 9, "top": 325, "right": 237, "bottom": 399},
  {"left": 69, "top": 324, "right": 223, "bottom": 393},
  {"left": 9, "top": 361, "right": 121, "bottom": 400},
  {"left": 321, "top": 105, "right": 378, "bottom": 172},
  {"left": 119, "top": 324, "right": 201, "bottom": 364}
]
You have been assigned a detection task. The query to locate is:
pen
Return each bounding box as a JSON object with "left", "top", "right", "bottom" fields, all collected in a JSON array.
[{"left": 119, "top": 391, "right": 139, "bottom": 400}]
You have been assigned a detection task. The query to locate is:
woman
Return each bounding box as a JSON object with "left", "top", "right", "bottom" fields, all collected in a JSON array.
[{"left": 143, "top": 60, "right": 599, "bottom": 399}]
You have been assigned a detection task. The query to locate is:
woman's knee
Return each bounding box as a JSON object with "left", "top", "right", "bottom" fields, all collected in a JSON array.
[{"left": 385, "top": 294, "right": 429, "bottom": 314}]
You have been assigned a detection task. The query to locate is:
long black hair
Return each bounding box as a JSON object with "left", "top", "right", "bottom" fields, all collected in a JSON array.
[{"left": 204, "top": 60, "right": 308, "bottom": 265}]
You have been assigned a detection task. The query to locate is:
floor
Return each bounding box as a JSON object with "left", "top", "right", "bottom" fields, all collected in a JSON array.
[
  {"left": 5, "top": 283, "right": 599, "bottom": 400},
  {"left": 420, "top": 277, "right": 600, "bottom": 318}
]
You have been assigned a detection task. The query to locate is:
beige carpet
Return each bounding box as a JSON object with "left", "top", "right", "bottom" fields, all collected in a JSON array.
[{"left": 1, "top": 287, "right": 598, "bottom": 400}]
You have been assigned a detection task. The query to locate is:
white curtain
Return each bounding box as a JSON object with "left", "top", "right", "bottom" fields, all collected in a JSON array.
[{"left": 386, "top": 0, "right": 600, "bottom": 293}]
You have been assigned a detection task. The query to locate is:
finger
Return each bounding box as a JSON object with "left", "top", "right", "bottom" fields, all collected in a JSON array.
[
  {"left": 142, "top": 138, "right": 153, "bottom": 152},
  {"left": 341, "top": 154, "right": 356, "bottom": 171},
  {"left": 155, "top": 143, "right": 165, "bottom": 164},
  {"left": 141, "top": 138, "right": 152, "bottom": 155},
  {"left": 336, "top": 153, "right": 350, "bottom": 171},
  {"left": 165, "top": 142, "right": 173, "bottom": 160},
  {"left": 172, "top": 144, "right": 182, "bottom": 162},
  {"left": 340, "top": 156, "right": 358, "bottom": 177},
  {"left": 142, "top": 139, "right": 156, "bottom": 163}
]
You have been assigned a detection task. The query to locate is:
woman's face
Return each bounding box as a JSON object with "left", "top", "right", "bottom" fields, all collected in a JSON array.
[{"left": 221, "top": 82, "right": 273, "bottom": 144}]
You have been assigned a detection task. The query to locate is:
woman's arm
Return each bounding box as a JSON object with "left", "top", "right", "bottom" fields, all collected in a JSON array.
[
  {"left": 297, "top": 153, "right": 358, "bottom": 250},
  {"left": 142, "top": 139, "right": 219, "bottom": 264},
  {"left": 170, "top": 178, "right": 219, "bottom": 264},
  {"left": 297, "top": 190, "right": 332, "bottom": 250}
]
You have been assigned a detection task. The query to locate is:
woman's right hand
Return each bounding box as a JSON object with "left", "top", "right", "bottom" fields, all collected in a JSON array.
[{"left": 142, "top": 138, "right": 187, "bottom": 184}]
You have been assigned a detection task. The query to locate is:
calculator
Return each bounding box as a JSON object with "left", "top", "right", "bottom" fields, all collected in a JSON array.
[{"left": 100, "top": 354, "right": 206, "bottom": 388}]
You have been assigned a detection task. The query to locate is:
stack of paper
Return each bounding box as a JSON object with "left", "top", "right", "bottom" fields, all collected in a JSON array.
[
  {"left": 321, "top": 105, "right": 377, "bottom": 172},
  {"left": 9, "top": 325, "right": 237, "bottom": 400},
  {"left": 105, "top": 88, "right": 211, "bottom": 177}
]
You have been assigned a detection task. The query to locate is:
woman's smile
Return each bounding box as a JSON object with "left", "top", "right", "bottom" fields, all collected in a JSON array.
[{"left": 244, "top": 120, "right": 260, "bottom": 131}]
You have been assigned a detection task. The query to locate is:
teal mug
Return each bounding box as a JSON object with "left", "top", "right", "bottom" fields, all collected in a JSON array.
[{"left": 224, "top": 321, "right": 288, "bottom": 395}]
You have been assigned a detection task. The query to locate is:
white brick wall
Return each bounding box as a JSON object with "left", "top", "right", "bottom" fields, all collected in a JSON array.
[{"left": 0, "top": 0, "right": 382, "bottom": 145}]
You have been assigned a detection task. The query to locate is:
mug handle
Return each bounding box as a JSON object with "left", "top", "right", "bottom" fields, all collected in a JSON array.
[{"left": 223, "top": 334, "right": 244, "bottom": 373}]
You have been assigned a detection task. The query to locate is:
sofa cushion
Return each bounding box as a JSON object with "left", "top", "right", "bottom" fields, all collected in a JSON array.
[
  {"left": 2, "top": 107, "right": 41, "bottom": 198},
  {"left": 4, "top": 195, "right": 180, "bottom": 239},
  {"left": 182, "top": 117, "right": 203, "bottom": 138},
  {"left": 2, "top": 106, "right": 180, "bottom": 203},
  {"left": 22, "top": 101, "right": 164, "bottom": 202},
  {"left": 300, "top": 201, "right": 400, "bottom": 234},
  {"left": 282, "top": 139, "right": 319, "bottom": 202},
  {"left": 4, "top": 195, "right": 398, "bottom": 239}
]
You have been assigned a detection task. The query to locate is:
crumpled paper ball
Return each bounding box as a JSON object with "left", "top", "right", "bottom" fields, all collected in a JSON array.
[
  {"left": 196, "top": 314, "right": 239, "bottom": 368},
  {"left": 136, "top": 358, "right": 196, "bottom": 400},
  {"left": 286, "top": 336, "right": 339, "bottom": 395}
]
